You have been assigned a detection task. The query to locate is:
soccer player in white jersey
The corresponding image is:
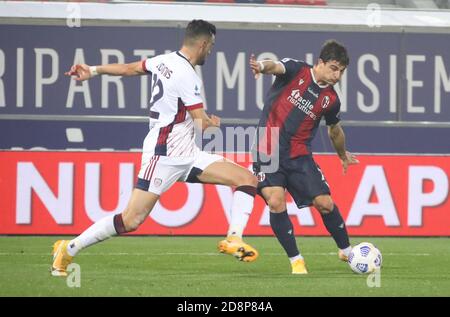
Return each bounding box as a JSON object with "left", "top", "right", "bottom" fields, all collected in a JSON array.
[{"left": 52, "top": 20, "right": 258, "bottom": 276}]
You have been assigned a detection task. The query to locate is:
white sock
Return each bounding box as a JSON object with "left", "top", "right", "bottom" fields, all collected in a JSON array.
[
  {"left": 289, "top": 254, "right": 304, "bottom": 263},
  {"left": 341, "top": 246, "right": 352, "bottom": 257},
  {"left": 227, "top": 190, "right": 255, "bottom": 238},
  {"left": 67, "top": 214, "right": 117, "bottom": 256}
]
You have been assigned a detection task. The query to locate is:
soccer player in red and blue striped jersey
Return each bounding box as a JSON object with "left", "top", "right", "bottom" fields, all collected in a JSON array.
[{"left": 250, "top": 40, "right": 359, "bottom": 274}]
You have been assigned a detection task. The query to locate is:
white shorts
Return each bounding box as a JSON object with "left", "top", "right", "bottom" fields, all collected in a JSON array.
[{"left": 136, "top": 151, "right": 224, "bottom": 195}]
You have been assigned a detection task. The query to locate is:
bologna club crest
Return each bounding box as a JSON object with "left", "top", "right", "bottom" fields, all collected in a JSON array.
[{"left": 322, "top": 95, "right": 330, "bottom": 108}]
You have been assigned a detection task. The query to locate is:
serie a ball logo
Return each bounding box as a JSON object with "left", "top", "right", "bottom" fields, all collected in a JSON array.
[{"left": 348, "top": 242, "right": 382, "bottom": 274}]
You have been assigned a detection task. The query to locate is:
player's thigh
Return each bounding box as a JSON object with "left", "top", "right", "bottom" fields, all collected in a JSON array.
[
  {"left": 198, "top": 160, "right": 257, "bottom": 187},
  {"left": 257, "top": 168, "right": 288, "bottom": 212},
  {"left": 129, "top": 157, "right": 191, "bottom": 227},
  {"left": 287, "top": 156, "right": 330, "bottom": 209},
  {"left": 186, "top": 152, "right": 256, "bottom": 187}
]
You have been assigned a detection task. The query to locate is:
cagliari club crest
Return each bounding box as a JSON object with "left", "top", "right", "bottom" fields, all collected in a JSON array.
[{"left": 154, "top": 178, "right": 163, "bottom": 187}]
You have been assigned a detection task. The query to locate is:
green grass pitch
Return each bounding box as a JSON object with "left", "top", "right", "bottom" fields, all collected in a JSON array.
[{"left": 1, "top": 236, "right": 449, "bottom": 297}]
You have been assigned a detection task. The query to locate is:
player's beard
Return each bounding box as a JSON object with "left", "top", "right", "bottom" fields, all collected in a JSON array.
[
  {"left": 197, "top": 51, "right": 208, "bottom": 66},
  {"left": 197, "top": 57, "right": 205, "bottom": 66}
]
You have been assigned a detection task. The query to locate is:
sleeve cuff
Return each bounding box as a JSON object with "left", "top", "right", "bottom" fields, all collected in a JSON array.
[
  {"left": 185, "top": 103, "right": 204, "bottom": 111},
  {"left": 276, "top": 61, "right": 286, "bottom": 74},
  {"left": 326, "top": 118, "right": 341, "bottom": 126},
  {"left": 142, "top": 60, "right": 150, "bottom": 73}
]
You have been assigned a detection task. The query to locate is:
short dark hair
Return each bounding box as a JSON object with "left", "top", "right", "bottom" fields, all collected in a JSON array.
[
  {"left": 184, "top": 19, "right": 216, "bottom": 44},
  {"left": 319, "top": 40, "right": 349, "bottom": 67}
]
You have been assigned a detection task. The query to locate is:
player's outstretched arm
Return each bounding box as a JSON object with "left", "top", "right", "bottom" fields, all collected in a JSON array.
[
  {"left": 65, "top": 61, "right": 146, "bottom": 81},
  {"left": 328, "top": 123, "right": 359, "bottom": 174},
  {"left": 188, "top": 108, "right": 220, "bottom": 131},
  {"left": 249, "top": 54, "right": 285, "bottom": 79}
]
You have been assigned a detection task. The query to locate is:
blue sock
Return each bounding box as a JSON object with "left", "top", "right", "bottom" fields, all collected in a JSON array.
[
  {"left": 320, "top": 205, "right": 350, "bottom": 249},
  {"left": 270, "top": 211, "right": 299, "bottom": 258}
]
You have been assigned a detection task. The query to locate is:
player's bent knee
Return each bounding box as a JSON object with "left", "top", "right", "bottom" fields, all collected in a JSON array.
[
  {"left": 246, "top": 174, "right": 258, "bottom": 187},
  {"left": 313, "top": 199, "right": 334, "bottom": 214},
  {"left": 267, "top": 197, "right": 286, "bottom": 212}
]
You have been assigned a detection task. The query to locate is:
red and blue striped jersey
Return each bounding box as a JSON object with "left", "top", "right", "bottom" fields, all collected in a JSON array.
[{"left": 256, "top": 58, "right": 341, "bottom": 159}]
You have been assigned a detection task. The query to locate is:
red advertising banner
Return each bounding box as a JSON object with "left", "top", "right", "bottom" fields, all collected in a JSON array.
[{"left": 0, "top": 151, "right": 449, "bottom": 236}]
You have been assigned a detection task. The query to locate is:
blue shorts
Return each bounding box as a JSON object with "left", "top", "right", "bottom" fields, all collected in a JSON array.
[{"left": 257, "top": 155, "right": 331, "bottom": 209}]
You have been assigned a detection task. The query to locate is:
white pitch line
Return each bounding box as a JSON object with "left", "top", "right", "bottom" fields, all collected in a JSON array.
[{"left": 0, "top": 252, "right": 431, "bottom": 256}]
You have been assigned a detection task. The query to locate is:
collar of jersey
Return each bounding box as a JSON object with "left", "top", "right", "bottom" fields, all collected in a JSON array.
[
  {"left": 176, "top": 51, "right": 195, "bottom": 70},
  {"left": 310, "top": 68, "right": 329, "bottom": 89}
]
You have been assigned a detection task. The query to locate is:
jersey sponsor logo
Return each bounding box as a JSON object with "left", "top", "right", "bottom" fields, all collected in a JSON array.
[
  {"left": 287, "top": 89, "right": 318, "bottom": 120},
  {"left": 322, "top": 95, "right": 330, "bottom": 108},
  {"left": 299, "top": 79, "right": 305, "bottom": 86}
]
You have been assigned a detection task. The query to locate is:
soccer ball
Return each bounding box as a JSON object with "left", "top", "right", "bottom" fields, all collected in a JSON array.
[{"left": 348, "top": 242, "right": 382, "bottom": 274}]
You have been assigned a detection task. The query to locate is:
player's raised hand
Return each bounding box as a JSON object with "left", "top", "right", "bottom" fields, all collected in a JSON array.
[
  {"left": 64, "top": 64, "right": 93, "bottom": 81},
  {"left": 249, "top": 54, "right": 261, "bottom": 79},
  {"left": 210, "top": 114, "right": 221, "bottom": 127},
  {"left": 341, "top": 151, "right": 359, "bottom": 175}
]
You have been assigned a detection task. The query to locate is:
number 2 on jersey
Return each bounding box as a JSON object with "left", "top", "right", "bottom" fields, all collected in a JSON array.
[{"left": 149, "top": 73, "right": 163, "bottom": 109}]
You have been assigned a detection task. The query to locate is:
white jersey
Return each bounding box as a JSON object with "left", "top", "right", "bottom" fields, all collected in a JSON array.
[{"left": 141, "top": 51, "right": 203, "bottom": 157}]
